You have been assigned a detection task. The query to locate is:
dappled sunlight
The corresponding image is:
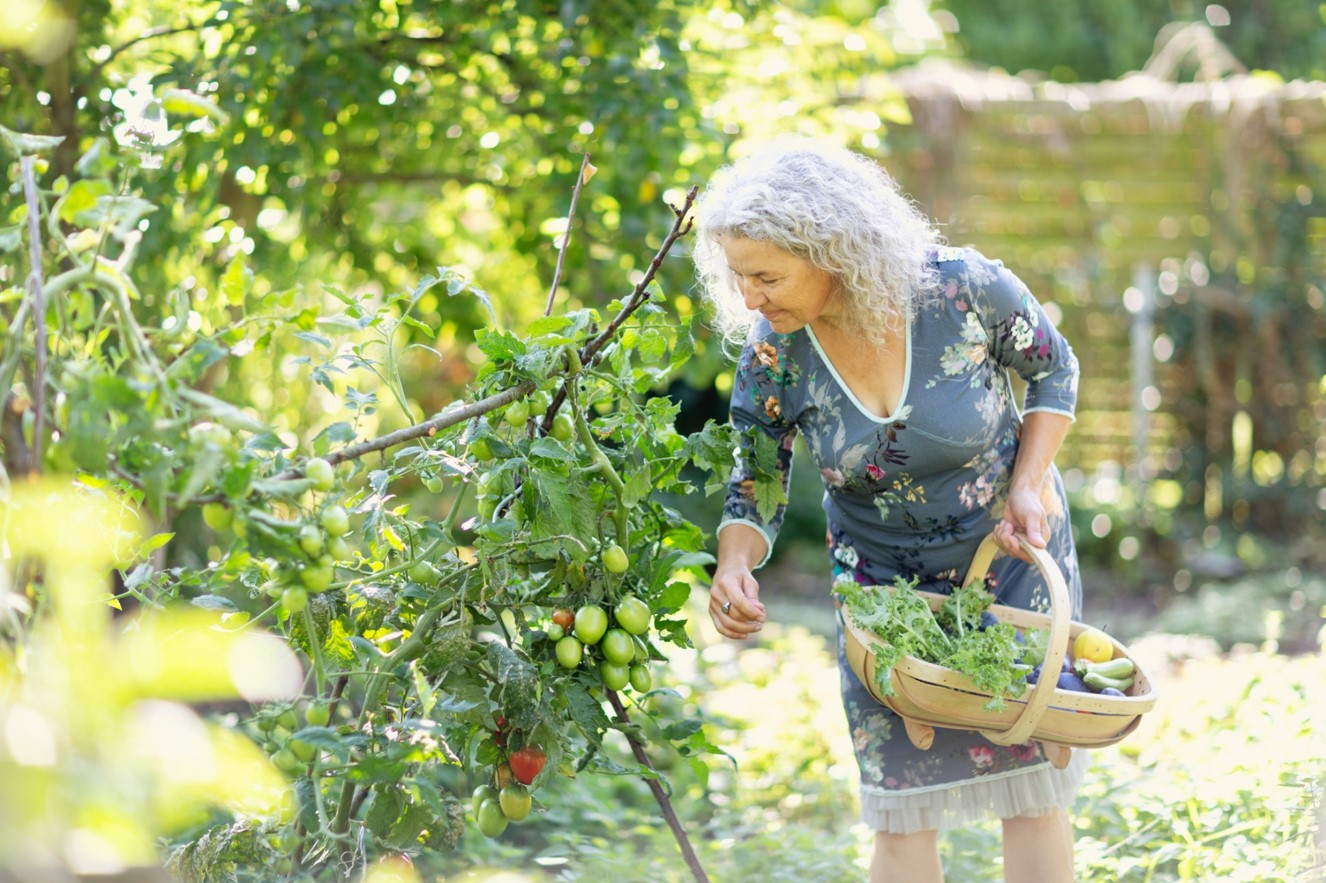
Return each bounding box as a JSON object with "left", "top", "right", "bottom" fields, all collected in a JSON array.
[{"left": 0, "top": 480, "right": 296, "bottom": 874}]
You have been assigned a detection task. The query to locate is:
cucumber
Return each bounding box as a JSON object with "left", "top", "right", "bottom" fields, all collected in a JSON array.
[
  {"left": 1082, "top": 671, "right": 1134, "bottom": 693},
  {"left": 1073, "top": 656, "right": 1136, "bottom": 679}
]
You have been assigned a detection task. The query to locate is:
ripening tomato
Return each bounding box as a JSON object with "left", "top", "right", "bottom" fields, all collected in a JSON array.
[
  {"left": 552, "top": 608, "right": 575, "bottom": 630},
  {"left": 498, "top": 783, "right": 532, "bottom": 821},
  {"left": 507, "top": 746, "right": 546, "bottom": 785}
]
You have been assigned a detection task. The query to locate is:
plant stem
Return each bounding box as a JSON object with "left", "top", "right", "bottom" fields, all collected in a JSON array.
[
  {"left": 544, "top": 153, "right": 593, "bottom": 317},
  {"left": 301, "top": 605, "right": 327, "bottom": 697},
  {"left": 607, "top": 690, "right": 710, "bottom": 883},
  {"left": 20, "top": 155, "right": 46, "bottom": 477}
]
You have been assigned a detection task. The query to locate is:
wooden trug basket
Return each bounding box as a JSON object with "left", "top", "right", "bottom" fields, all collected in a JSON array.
[{"left": 843, "top": 534, "right": 1158, "bottom": 769}]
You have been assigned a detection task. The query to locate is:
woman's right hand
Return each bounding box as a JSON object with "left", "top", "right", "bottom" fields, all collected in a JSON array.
[{"left": 709, "top": 565, "right": 766, "bottom": 640}]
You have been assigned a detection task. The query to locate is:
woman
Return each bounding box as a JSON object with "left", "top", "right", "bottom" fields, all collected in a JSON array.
[{"left": 695, "top": 139, "right": 1085, "bottom": 883}]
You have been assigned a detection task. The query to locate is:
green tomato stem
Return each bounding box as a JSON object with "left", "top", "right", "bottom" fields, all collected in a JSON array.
[
  {"left": 301, "top": 605, "right": 327, "bottom": 697},
  {"left": 572, "top": 402, "right": 628, "bottom": 546}
]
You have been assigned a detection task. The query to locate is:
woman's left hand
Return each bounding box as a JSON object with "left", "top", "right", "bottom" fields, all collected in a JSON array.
[{"left": 994, "top": 485, "right": 1049, "bottom": 563}]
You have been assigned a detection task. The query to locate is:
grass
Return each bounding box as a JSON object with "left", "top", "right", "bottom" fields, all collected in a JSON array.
[{"left": 429, "top": 586, "right": 1325, "bottom": 882}]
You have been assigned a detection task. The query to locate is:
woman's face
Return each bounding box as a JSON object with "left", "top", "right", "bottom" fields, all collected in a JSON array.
[{"left": 720, "top": 236, "right": 840, "bottom": 333}]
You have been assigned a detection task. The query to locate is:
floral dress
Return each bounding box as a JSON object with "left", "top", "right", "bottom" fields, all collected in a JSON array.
[{"left": 719, "top": 247, "right": 1088, "bottom": 835}]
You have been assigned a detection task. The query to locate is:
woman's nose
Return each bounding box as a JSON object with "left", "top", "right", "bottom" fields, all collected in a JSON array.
[{"left": 738, "top": 278, "right": 766, "bottom": 308}]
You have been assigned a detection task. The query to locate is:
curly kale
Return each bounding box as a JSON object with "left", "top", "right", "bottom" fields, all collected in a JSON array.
[{"left": 842, "top": 577, "right": 1041, "bottom": 711}]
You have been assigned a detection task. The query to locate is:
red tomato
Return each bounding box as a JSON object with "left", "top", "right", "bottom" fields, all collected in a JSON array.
[{"left": 507, "top": 746, "right": 546, "bottom": 785}]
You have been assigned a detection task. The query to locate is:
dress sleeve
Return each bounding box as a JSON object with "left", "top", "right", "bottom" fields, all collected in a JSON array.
[
  {"left": 719, "top": 336, "right": 799, "bottom": 570},
  {"left": 969, "top": 255, "right": 1080, "bottom": 420}
]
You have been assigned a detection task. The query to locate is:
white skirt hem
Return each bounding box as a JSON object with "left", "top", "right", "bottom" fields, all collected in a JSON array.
[{"left": 859, "top": 748, "right": 1090, "bottom": 835}]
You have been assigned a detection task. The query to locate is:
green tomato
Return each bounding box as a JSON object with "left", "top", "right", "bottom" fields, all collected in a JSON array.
[
  {"left": 498, "top": 783, "right": 532, "bottom": 821},
  {"left": 202, "top": 502, "right": 232, "bottom": 531},
  {"left": 472, "top": 784, "right": 498, "bottom": 817},
  {"left": 629, "top": 663, "right": 653, "bottom": 693},
  {"left": 326, "top": 535, "right": 352, "bottom": 562},
  {"left": 574, "top": 605, "right": 608, "bottom": 645},
  {"left": 503, "top": 400, "right": 529, "bottom": 428},
  {"left": 545, "top": 622, "right": 565, "bottom": 642},
  {"left": 289, "top": 739, "right": 316, "bottom": 763},
  {"left": 614, "top": 595, "right": 652, "bottom": 636},
  {"left": 281, "top": 586, "right": 308, "bottom": 614},
  {"left": 528, "top": 390, "right": 551, "bottom": 416},
  {"left": 600, "top": 661, "right": 630, "bottom": 692},
  {"left": 550, "top": 412, "right": 574, "bottom": 443},
  {"left": 271, "top": 747, "right": 301, "bottom": 774},
  {"left": 304, "top": 457, "right": 336, "bottom": 492},
  {"left": 476, "top": 798, "right": 508, "bottom": 838},
  {"left": 600, "top": 629, "right": 635, "bottom": 665},
  {"left": 300, "top": 560, "right": 334, "bottom": 593},
  {"left": 304, "top": 702, "right": 330, "bottom": 727},
  {"left": 408, "top": 560, "right": 438, "bottom": 584},
  {"left": 469, "top": 436, "right": 495, "bottom": 462},
  {"left": 603, "top": 544, "right": 630, "bottom": 575},
  {"left": 320, "top": 505, "right": 350, "bottom": 536},
  {"left": 277, "top": 828, "right": 301, "bottom": 852},
  {"left": 555, "top": 636, "right": 583, "bottom": 669},
  {"left": 298, "top": 524, "right": 325, "bottom": 558},
  {"left": 276, "top": 707, "right": 299, "bottom": 731},
  {"left": 477, "top": 495, "right": 498, "bottom": 520}
]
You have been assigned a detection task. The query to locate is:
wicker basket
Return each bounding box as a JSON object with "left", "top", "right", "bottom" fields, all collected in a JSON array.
[{"left": 843, "top": 533, "right": 1158, "bottom": 769}]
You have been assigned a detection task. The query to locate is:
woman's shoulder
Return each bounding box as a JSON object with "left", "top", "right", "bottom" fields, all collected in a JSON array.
[{"left": 927, "top": 245, "right": 1005, "bottom": 274}]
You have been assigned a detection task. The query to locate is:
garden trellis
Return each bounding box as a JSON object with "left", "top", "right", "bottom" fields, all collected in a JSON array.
[{"left": 864, "top": 23, "right": 1326, "bottom": 542}]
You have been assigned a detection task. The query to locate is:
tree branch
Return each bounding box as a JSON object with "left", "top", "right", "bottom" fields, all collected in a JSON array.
[
  {"left": 608, "top": 690, "right": 711, "bottom": 883},
  {"left": 321, "top": 380, "right": 537, "bottom": 468},
  {"left": 88, "top": 19, "right": 222, "bottom": 80}
]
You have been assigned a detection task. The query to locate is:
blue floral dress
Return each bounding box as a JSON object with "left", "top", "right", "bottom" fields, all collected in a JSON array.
[{"left": 719, "top": 247, "right": 1088, "bottom": 834}]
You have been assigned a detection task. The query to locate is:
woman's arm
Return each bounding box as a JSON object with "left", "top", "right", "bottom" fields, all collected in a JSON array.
[
  {"left": 710, "top": 523, "right": 769, "bottom": 639},
  {"left": 995, "top": 411, "right": 1072, "bottom": 562}
]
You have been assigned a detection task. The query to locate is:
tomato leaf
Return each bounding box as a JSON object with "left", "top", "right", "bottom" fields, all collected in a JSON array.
[{"left": 564, "top": 682, "right": 611, "bottom": 747}]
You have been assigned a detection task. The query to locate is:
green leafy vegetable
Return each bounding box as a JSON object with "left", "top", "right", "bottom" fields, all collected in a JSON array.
[{"left": 840, "top": 578, "right": 1039, "bottom": 711}]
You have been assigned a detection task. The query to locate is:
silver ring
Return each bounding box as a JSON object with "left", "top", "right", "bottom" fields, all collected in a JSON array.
[{"left": 721, "top": 601, "right": 732, "bottom": 616}]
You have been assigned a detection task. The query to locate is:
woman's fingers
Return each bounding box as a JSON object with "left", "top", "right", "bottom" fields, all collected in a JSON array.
[{"left": 710, "top": 571, "right": 766, "bottom": 640}]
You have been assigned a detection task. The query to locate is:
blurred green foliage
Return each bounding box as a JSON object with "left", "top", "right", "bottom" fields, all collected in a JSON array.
[{"left": 936, "top": 0, "right": 1326, "bottom": 82}]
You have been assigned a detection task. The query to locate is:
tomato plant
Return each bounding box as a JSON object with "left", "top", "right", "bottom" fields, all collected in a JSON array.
[{"left": 0, "top": 123, "right": 740, "bottom": 881}]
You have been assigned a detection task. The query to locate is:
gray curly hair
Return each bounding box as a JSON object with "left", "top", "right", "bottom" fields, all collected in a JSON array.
[{"left": 692, "top": 138, "right": 943, "bottom": 349}]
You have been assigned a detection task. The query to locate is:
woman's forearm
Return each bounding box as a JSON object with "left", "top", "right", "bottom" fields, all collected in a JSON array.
[
  {"left": 716, "top": 521, "right": 770, "bottom": 575},
  {"left": 1009, "top": 411, "right": 1072, "bottom": 493}
]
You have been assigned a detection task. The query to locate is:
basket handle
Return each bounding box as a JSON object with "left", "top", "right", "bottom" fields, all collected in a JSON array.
[{"left": 961, "top": 532, "right": 1072, "bottom": 747}]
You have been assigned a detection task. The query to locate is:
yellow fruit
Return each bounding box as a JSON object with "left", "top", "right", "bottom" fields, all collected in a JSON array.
[{"left": 1073, "top": 628, "right": 1113, "bottom": 664}]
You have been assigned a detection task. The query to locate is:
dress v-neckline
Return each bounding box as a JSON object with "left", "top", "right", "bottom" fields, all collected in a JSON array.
[{"left": 805, "top": 321, "right": 913, "bottom": 424}]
